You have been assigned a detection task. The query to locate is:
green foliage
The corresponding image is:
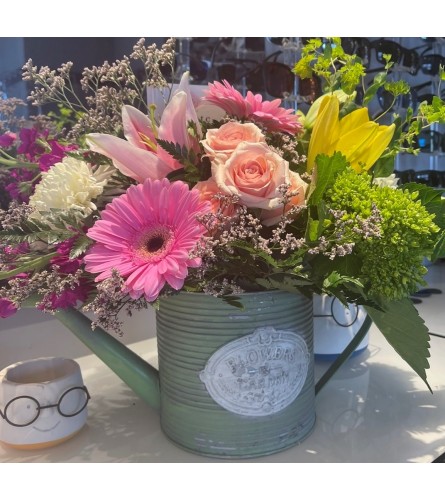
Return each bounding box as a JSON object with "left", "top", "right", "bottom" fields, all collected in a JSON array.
[
  {"left": 366, "top": 299, "right": 432, "bottom": 392},
  {"left": 158, "top": 139, "right": 210, "bottom": 184},
  {"left": 325, "top": 169, "right": 440, "bottom": 300},
  {"left": 69, "top": 234, "right": 93, "bottom": 259},
  {"left": 307, "top": 152, "right": 349, "bottom": 205},
  {"left": 0, "top": 253, "right": 58, "bottom": 280},
  {"left": 47, "top": 104, "right": 79, "bottom": 133}
]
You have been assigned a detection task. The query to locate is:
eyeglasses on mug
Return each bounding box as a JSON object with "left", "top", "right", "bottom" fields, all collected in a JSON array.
[
  {"left": 0, "top": 385, "right": 90, "bottom": 427},
  {"left": 313, "top": 298, "right": 360, "bottom": 328}
]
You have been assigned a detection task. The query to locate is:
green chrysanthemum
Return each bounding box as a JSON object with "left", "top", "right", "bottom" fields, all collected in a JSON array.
[{"left": 325, "top": 168, "right": 440, "bottom": 300}]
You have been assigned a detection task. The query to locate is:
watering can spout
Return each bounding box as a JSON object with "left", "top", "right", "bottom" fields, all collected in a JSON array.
[{"left": 54, "top": 307, "right": 161, "bottom": 410}]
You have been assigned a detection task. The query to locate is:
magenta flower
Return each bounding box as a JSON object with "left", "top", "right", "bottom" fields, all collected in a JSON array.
[
  {"left": 0, "top": 132, "right": 16, "bottom": 148},
  {"left": 37, "top": 282, "right": 90, "bottom": 311},
  {"left": 0, "top": 298, "right": 18, "bottom": 319},
  {"left": 38, "top": 140, "right": 78, "bottom": 172},
  {"left": 50, "top": 238, "right": 83, "bottom": 274},
  {"left": 204, "top": 80, "right": 302, "bottom": 134},
  {"left": 84, "top": 178, "right": 211, "bottom": 302},
  {"left": 17, "top": 128, "right": 47, "bottom": 159},
  {"left": 5, "top": 168, "right": 35, "bottom": 203}
]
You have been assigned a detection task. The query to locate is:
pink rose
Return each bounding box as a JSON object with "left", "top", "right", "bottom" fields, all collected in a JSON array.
[
  {"left": 202, "top": 122, "right": 265, "bottom": 161},
  {"left": 212, "top": 142, "right": 291, "bottom": 210},
  {"left": 261, "top": 171, "right": 307, "bottom": 226}
]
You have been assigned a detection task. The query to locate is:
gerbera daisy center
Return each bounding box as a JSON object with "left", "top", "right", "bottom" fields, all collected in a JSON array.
[{"left": 134, "top": 226, "right": 174, "bottom": 261}]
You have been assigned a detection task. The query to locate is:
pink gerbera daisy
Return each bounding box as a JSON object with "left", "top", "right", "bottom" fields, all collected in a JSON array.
[
  {"left": 84, "top": 178, "right": 211, "bottom": 302},
  {"left": 204, "top": 80, "right": 302, "bottom": 135}
]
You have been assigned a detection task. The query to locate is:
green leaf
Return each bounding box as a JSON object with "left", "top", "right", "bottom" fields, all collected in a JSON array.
[
  {"left": 431, "top": 231, "right": 445, "bottom": 260},
  {"left": 401, "top": 182, "right": 445, "bottom": 229},
  {"left": 363, "top": 72, "right": 387, "bottom": 105},
  {"left": 69, "top": 234, "right": 93, "bottom": 259},
  {"left": 372, "top": 155, "right": 395, "bottom": 178},
  {"left": 307, "top": 152, "right": 349, "bottom": 206},
  {"left": 256, "top": 274, "right": 313, "bottom": 294},
  {"left": 0, "top": 252, "right": 57, "bottom": 280},
  {"left": 157, "top": 139, "right": 197, "bottom": 173},
  {"left": 365, "top": 298, "right": 431, "bottom": 392},
  {"left": 322, "top": 271, "right": 363, "bottom": 290},
  {"left": 221, "top": 295, "right": 244, "bottom": 309}
]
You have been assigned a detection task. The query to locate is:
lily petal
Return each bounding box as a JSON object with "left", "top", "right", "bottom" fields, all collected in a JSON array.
[
  {"left": 122, "top": 105, "right": 156, "bottom": 151},
  {"left": 336, "top": 123, "right": 380, "bottom": 169},
  {"left": 157, "top": 91, "right": 195, "bottom": 170},
  {"left": 86, "top": 134, "right": 171, "bottom": 182},
  {"left": 339, "top": 108, "right": 370, "bottom": 135},
  {"left": 363, "top": 124, "right": 396, "bottom": 171},
  {"left": 307, "top": 95, "right": 340, "bottom": 172}
]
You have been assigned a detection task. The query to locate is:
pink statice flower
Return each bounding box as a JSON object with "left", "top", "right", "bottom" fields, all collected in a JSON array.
[
  {"left": 0, "top": 298, "right": 17, "bottom": 318},
  {"left": 203, "top": 80, "right": 303, "bottom": 134},
  {"left": 84, "top": 178, "right": 211, "bottom": 302},
  {"left": 38, "top": 140, "right": 78, "bottom": 172}
]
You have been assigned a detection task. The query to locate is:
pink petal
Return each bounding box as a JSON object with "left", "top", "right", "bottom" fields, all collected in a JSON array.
[
  {"left": 164, "top": 273, "right": 185, "bottom": 290},
  {"left": 176, "top": 71, "right": 202, "bottom": 137},
  {"left": 86, "top": 134, "right": 171, "bottom": 182},
  {"left": 122, "top": 105, "right": 156, "bottom": 151}
]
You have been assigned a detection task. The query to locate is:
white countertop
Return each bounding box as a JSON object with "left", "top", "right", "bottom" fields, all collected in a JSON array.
[{"left": 1, "top": 263, "right": 445, "bottom": 463}]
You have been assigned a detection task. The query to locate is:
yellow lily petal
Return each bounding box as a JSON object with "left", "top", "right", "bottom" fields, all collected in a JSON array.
[
  {"left": 307, "top": 95, "right": 340, "bottom": 172},
  {"left": 337, "top": 122, "right": 395, "bottom": 172},
  {"left": 305, "top": 90, "right": 354, "bottom": 130},
  {"left": 361, "top": 124, "right": 396, "bottom": 171},
  {"left": 336, "top": 122, "right": 381, "bottom": 170},
  {"left": 339, "top": 108, "right": 370, "bottom": 135}
]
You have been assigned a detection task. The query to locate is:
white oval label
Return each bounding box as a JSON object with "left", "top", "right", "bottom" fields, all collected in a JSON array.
[{"left": 199, "top": 326, "right": 309, "bottom": 417}]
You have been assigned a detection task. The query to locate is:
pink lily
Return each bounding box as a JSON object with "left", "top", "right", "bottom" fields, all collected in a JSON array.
[{"left": 86, "top": 72, "right": 202, "bottom": 183}]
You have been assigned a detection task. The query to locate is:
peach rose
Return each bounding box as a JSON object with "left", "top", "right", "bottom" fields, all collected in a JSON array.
[
  {"left": 202, "top": 122, "right": 265, "bottom": 161},
  {"left": 212, "top": 142, "right": 292, "bottom": 210},
  {"left": 194, "top": 178, "right": 238, "bottom": 217},
  {"left": 261, "top": 171, "right": 307, "bottom": 226}
]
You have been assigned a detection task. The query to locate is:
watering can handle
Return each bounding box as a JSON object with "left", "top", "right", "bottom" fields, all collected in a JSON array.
[{"left": 54, "top": 307, "right": 161, "bottom": 410}]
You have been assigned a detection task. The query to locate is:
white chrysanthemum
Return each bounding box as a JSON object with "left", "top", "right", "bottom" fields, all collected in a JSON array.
[{"left": 29, "top": 157, "right": 109, "bottom": 218}]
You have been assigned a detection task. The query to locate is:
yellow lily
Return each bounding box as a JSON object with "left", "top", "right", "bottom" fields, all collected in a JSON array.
[
  {"left": 307, "top": 95, "right": 395, "bottom": 172},
  {"left": 304, "top": 89, "right": 354, "bottom": 130}
]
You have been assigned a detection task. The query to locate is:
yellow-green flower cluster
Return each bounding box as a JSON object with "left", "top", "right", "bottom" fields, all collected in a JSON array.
[{"left": 326, "top": 168, "right": 440, "bottom": 300}]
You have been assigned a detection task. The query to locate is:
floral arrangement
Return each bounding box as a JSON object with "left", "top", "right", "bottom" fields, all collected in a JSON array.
[{"left": 1, "top": 38, "right": 444, "bottom": 388}]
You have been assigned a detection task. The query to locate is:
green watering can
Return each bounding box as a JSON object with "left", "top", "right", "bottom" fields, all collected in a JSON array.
[{"left": 50, "top": 291, "right": 371, "bottom": 458}]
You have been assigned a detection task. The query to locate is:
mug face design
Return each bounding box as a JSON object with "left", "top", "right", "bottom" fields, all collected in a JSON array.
[{"left": 0, "top": 358, "right": 89, "bottom": 449}]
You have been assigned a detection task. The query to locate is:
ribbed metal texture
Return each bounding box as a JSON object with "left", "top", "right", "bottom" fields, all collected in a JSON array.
[{"left": 156, "top": 291, "right": 315, "bottom": 458}]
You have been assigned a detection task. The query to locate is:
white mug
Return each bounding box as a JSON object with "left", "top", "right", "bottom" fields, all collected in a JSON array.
[{"left": 0, "top": 357, "right": 89, "bottom": 450}]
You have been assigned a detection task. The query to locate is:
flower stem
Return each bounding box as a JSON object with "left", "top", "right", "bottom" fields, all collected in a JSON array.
[{"left": 315, "top": 314, "right": 373, "bottom": 395}]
